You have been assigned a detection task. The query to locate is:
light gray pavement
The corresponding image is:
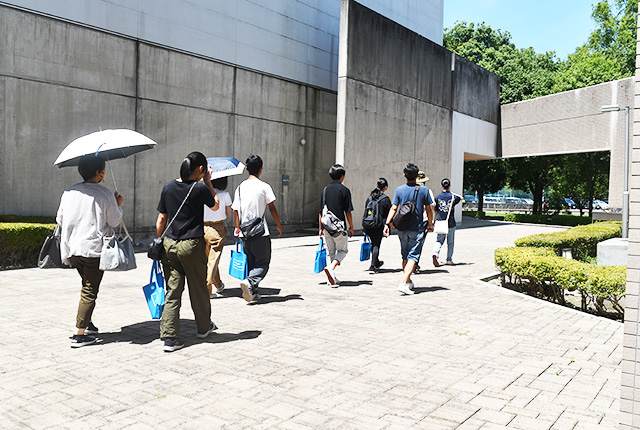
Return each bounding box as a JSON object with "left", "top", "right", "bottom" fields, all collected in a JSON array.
[{"left": 0, "top": 218, "right": 622, "bottom": 429}]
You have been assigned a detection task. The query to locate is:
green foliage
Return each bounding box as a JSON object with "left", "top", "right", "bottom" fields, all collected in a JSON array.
[
  {"left": 494, "top": 246, "right": 625, "bottom": 318},
  {"left": 514, "top": 221, "right": 622, "bottom": 260},
  {"left": 0, "top": 223, "right": 56, "bottom": 269},
  {"left": 463, "top": 159, "right": 507, "bottom": 214},
  {"left": 0, "top": 215, "right": 56, "bottom": 223},
  {"left": 502, "top": 213, "right": 592, "bottom": 226}
]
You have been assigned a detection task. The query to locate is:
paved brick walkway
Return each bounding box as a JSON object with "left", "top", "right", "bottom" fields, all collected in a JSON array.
[{"left": 0, "top": 219, "right": 622, "bottom": 429}]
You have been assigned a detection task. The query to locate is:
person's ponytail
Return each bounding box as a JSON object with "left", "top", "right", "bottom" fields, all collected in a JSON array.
[
  {"left": 370, "top": 178, "right": 388, "bottom": 199},
  {"left": 179, "top": 152, "right": 208, "bottom": 182}
]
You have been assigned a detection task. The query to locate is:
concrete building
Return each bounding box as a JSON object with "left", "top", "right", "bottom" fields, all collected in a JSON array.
[{"left": 0, "top": 0, "right": 498, "bottom": 235}]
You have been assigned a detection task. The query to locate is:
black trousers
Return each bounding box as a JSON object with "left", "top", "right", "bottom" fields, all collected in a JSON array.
[{"left": 363, "top": 227, "right": 384, "bottom": 268}]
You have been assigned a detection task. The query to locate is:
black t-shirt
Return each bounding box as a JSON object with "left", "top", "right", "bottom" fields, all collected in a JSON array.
[
  {"left": 157, "top": 180, "right": 216, "bottom": 240},
  {"left": 320, "top": 181, "right": 354, "bottom": 223}
]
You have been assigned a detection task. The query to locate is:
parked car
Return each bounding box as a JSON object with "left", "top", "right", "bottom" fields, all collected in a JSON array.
[
  {"left": 564, "top": 198, "right": 576, "bottom": 209},
  {"left": 464, "top": 195, "right": 478, "bottom": 203},
  {"left": 505, "top": 197, "right": 526, "bottom": 204},
  {"left": 522, "top": 198, "right": 533, "bottom": 205},
  {"left": 593, "top": 200, "right": 609, "bottom": 210},
  {"left": 484, "top": 196, "right": 503, "bottom": 203}
]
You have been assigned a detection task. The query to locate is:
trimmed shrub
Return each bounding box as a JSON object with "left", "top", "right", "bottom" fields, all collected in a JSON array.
[
  {"left": 503, "top": 213, "right": 592, "bottom": 226},
  {"left": 494, "top": 246, "right": 625, "bottom": 318},
  {"left": 514, "top": 221, "right": 621, "bottom": 260},
  {"left": 0, "top": 223, "right": 56, "bottom": 269}
]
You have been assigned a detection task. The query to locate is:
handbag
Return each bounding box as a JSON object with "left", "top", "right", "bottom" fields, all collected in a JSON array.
[
  {"left": 99, "top": 221, "right": 137, "bottom": 271},
  {"left": 360, "top": 234, "right": 372, "bottom": 261},
  {"left": 148, "top": 182, "right": 197, "bottom": 260},
  {"left": 320, "top": 187, "right": 345, "bottom": 236},
  {"left": 38, "top": 225, "right": 70, "bottom": 269},
  {"left": 314, "top": 238, "right": 327, "bottom": 273},
  {"left": 142, "top": 260, "right": 165, "bottom": 319},
  {"left": 433, "top": 198, "right": 454, "bottom": 235},
  {"left": 228, "top": 239, "right": 248, "bottom": 280},
  {"left": 238, "top": 184, "right": 265, "bottom": 239}
]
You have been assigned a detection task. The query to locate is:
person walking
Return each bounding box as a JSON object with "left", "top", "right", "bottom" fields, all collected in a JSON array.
[
  {"left": 413, "top": 171, "right": 434, "bottom": 274},
  {"left": 362, "top": 178, "right": 392, "bottom": 273},
  {"left": 319, "top": 164, "right": 354, "bottom": 287},
  {"left": 232, "top": 154, "right": 282, "bottom": 304},
  {"left": 155, "top": 151, "right": 220, "bottom": 352},
  {"left": 57, "top": 154, "right": 124, "bottom": 348},
  {"left": 203, "top": 176, "right": 233, "bottom": 298},
  {"left": 433, "top": 178, "right": 464, "bottom": 266},
  {"left": 383, "top": 163, "right": 435, "bottom": 295}
]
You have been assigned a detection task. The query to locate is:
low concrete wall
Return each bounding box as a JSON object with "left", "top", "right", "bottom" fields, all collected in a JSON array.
[{"left": 0, "top": 5, "right": 336, "bottom": 237}]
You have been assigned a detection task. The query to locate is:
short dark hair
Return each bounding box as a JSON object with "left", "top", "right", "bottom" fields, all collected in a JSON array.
[
  {"left": 78, "top": 154, "right": 106, "bottom": 181},
  {"left": 441, "top": 178, "right": 451, "bottom": 189},
  {"left": 180, "top": 151, "right": 208, "bottom": 182},
  {"left": 329, "top": 164, "right": 346, "bottom": 180},
  {"left": 211, "top": 176, "right": 228, "bottom": 190},
  {"left": 246, "top": 154, "right": 263, "bottom": 176},
  {"left": 403, "top": 163, "right": 419, "bottom": 181}
]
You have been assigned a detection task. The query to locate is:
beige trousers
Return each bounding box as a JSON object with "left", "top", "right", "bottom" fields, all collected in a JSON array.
[{"left": 204, "top": 222, "right": 228, "bottom": 294}]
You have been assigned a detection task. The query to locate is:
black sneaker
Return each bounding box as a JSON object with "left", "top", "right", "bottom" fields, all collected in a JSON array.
[
  {"left": 85, "top": 321, "right": 99, "bottom": 335},
  {"left": 163, "top": 338, "right": 184, "bottom": 352},
  {"left": 414, "top": 263, "right": 421, "bottom": 274},
  {"left": 70, "top": 334, "right": 96, "bottom": 348},
  {"left": 375, "top": 261, "right": 384, "bottom": 269},
  {"left": 196, "top": 321, "right": 218, "bottom": 339}
]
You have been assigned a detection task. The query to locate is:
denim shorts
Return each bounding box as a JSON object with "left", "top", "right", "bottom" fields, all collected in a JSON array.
[{"left": 397, "top": 229, "right": 425, "bottom": 262}]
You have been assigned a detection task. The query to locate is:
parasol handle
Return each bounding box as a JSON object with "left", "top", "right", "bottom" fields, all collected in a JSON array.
[{"left": 104, "top": 155, "right": 118, "bottom": 192}]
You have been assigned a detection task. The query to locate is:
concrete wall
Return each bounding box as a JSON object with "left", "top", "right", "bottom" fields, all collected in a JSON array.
[
  {"left": 501, "top": 78, "right": 634, "bottom": 209},
  {"left": 0, "top": 5, "right": 336, "bottom": 237},
  {"left": 621, "top": 5, "right": 640, "bottom": 427},
  {"left": 336, "top": 0, "right": 500, "bottom": 226},
  {"left": 2, "top": 0, "right": 444, "bottom": 92}
]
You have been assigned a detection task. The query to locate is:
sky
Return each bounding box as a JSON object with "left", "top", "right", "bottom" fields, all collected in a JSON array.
[{"left": 444, "top": 0, "right": 599, "bottom": 60}]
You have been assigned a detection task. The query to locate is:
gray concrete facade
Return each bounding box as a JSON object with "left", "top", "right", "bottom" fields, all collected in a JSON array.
[
  {"left": 0, "top": 5, "right": 337, "bottom": 236},
  {"left": 336, "top": 0, "right": 500, "bottom": 226},
  {"left": 501, "top": 78, "right": 634, "bottom": 209},
  {"left": 621, "top": 5, "right": 640, "bottom": 426}
]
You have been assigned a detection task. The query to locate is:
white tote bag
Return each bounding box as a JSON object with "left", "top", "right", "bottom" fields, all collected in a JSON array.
[
  {"left": 99, "top": 221, "right": 137, "bottom": 271},
  {"left": 433, "top": 199, "right": 453, "bottom": 235}
]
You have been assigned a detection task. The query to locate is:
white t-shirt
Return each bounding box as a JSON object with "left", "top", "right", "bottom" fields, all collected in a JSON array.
[
  {"left": 204, "top": 189, "right": 232, "bottom": 222},
  {"left": 231, "top": 178, "right": 276, "bottom": 237},
  {"left": 56, "top": 182, "right": 123, "bottom": 264}
]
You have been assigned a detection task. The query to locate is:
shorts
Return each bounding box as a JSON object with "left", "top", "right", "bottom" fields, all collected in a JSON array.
[{"left": 397, "top": 229, "right": 425, "bottom": 262}]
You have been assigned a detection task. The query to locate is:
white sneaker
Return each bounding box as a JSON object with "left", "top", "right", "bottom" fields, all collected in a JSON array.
[
  {"left": 332, "top": 275, "right": 341, "bottom": 288},
  {"left": 397, "top": 283, "right": 414, "bottom": 295},
  {"left": 408, "top": 280, "right": 415, "bottom": 290},
  {"left": 445, "top": 260, "right": 455, "bottom": 266},
  {"left": 324, "top": 267, "right": 337, "bottom": 285},
  {"left": 216, "top": 283, "right": 225, "bottom": 294},
  {"left": 240, "top": 279, "right": 255, "bottom": 303}
]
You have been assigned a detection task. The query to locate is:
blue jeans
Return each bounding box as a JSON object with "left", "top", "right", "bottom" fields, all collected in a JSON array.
[
  {"left": 433, "top": 227, "right": 455, "bottom": 261},
  {"left": 397, "top": 229, "right": 425, "bottom": 262}
]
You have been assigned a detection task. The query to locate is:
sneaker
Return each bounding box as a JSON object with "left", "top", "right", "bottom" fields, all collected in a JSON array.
[
  {"left": 397, "top": 283, "right": 414, "bottom": 295},
  {"left": 446, "top": 260, "right": 455, "bottom": 266},
  {"left": 240, "top": 279, "right": 255, "bottom": 303},
  {"left": 414, "top": 264, "right": 420, "bottom": 274},
  {"left": 163, "top": 338, "right": 184, "bottom": 352},
  {"left": 85, "top": 321, "right": 99, "bottom": 335},
  {"left": 432, "top": 255, "right": 440, "bottom": 267},
  {"left": 70, "top": 334, "right": 96, "bottom": 348},
  {"left": 324, "top": 267, "right": 337, "bottom": 285},
  {"left": 248, "top": 293, "right": 261, "bottom": 305},
  {"left": 408, "top": 280, "right": 415, "bottom": 290},
  {"left": 368, "top": 267, "right": 378, "bottom": 274},
  {"left": 375, "top": 261, "right": 384, "bottom": 269},
  {"left": 196, "top": 321, "right": 218, "bottom": 339},
  {"left": 216, "top": 283, "right": 225, "bottom": 294}
]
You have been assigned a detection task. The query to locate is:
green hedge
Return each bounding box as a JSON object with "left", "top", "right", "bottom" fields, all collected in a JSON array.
[
  {"left": 503, "top": 213, "right": 592, "bottom": 226},
  {"left": 0, "top": 223, "right": 56, "bottom": 269},
  {"left": 494, "top": 246, "right": 625, "bottom": 318},
  {"left": 514, "top": 221, "right": 621, "bottom": 260}
]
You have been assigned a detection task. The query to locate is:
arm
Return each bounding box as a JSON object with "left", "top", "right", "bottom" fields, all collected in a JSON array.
[
  {"left": 233, "top": 210, "right": 240, "bottom": 237},
  {"left": 318, "top": 213, "right": 323, "bottom": 237},
  {"left": 225, "top": 205, "right": 232, "bottom": 217},
  {"left": 155, "top": 213, "right": 168, "bottom": 238},
  {"left": 345, "top": 212, "right": 354, "bottom": 237},
  {"left": 268, "top": 202, "right": 283, "bottom": 237},
  {"left": 384, "top": 205, "right": 398, "bottom": 237},
  {"left": 203, "top": 170, "right": 219, "bottom": 211},
  {"left": 426, "top": 205, "right": 434, "bottom": 231}
]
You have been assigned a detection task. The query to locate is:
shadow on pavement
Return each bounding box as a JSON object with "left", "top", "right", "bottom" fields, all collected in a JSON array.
[
  {"left": 97, "top": 319, "right": 262, "bottom": 347},
  {"left": 252, "top": 294, "right": 304, "bottom": 305},
  {"left": 335, "top": 280, "right": 373, "bottom": 287},
  {"left": 414, "top": 286, "right": 448, "bottom": 294},
  {"left": 220, "top": 287, "right": 281, "bottom": 299},
  {"left": 416, "top": 269, "right": 449, "bottom": 274}
]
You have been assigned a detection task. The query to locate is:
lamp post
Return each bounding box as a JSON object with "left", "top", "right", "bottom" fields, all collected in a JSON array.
[{"left": 601, "top": 104, "right": 630, "bottom": 239}]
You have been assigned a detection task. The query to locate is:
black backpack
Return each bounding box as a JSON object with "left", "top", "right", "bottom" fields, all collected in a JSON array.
[
  {"left": 392, "top": 186, "right": 420, "bottom": 231},
  {"left": 362, "top": 195, "right": 384, "bottom": 229}
]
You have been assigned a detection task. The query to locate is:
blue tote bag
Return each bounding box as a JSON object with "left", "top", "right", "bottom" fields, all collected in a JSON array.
[
  {"left": 314, "top": 238, "right": 327, "bottom": 273},
  {"left": 229, "top": 239, "right": 248, "bottom": 280},
  {"left": 360, "top": 234, "right": 372, "bottom": 261},
  {"left": 142, "top": 260, "right": 165, "bottom": 319}
]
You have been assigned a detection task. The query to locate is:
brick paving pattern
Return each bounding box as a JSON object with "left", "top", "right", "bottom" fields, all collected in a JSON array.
[{"left": 0, "top": 219, "right": 621, "bottom": 429}]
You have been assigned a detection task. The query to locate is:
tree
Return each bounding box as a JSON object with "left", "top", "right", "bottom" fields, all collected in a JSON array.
[
  {"left": 552, "top": 151, "right": 610, "bottom": 217},
  {"left": 464, "top": 159, "right": 507, "bottom": 215},
  {"left": 505, "top": 156, "right": 559, "bottom": 215}
]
